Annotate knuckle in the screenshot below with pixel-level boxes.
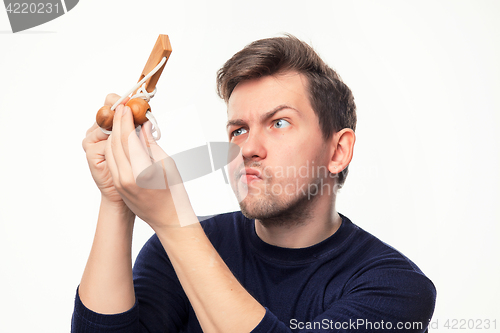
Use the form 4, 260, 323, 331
119, 176, 135, 190
104, 93, 120, 106
114, 181, 123, 192
86, 123, 97, 136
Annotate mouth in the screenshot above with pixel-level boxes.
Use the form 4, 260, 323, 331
239, 168, 262, 184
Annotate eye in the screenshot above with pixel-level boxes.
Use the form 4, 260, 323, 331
232, 127, 248, 137
273, 119, 291, 129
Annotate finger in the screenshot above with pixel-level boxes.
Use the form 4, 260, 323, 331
86, 140, 107, 164
138, 122, 154, 159
105, 133, 120, 182
120, 105, 136, 163
140, 121, 168, 162
104, 93, 121, 106
86, 122, 98, 136
128, 125, 155, 183
87, 124, 110, 143
83, 125, 110, 151
111, 105, 134, 184
111, 104, 123, 144
104, 93, 130, 107
92, 140, 108, 156
133, 122, 169, 190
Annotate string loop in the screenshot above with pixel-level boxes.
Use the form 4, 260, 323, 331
100, 56, 167, 140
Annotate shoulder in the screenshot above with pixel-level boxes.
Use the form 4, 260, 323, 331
335, 215, 437, 319
338, 214, 427, 274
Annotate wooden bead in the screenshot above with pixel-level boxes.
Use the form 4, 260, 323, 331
96, 105, 115, 130
126, 98, 151, 125
96, 99, 151, 131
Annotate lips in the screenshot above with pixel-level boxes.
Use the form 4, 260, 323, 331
241, 168, 261, 178
239, 168, 262, 184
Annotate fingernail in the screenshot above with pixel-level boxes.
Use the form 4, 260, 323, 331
124, 106, 130, 115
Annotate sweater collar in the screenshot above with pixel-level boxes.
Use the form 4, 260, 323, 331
243, 212, 355, 264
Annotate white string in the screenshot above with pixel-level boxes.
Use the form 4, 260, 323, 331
100, 56, 167, 138
130, 83, 157, 102
146, 111, 161, 141
111, 57, 166, 110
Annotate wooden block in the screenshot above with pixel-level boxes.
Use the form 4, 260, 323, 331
136, 35, 172, 93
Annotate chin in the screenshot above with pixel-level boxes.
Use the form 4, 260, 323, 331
239, 194, 278, 218
238, 190, 315, 229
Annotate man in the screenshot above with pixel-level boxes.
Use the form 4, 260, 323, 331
73, 35, 436, 332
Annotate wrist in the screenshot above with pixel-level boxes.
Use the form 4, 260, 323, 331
100, 196, 135, 220
147, 202, 198, 234
155, 216, 202, 248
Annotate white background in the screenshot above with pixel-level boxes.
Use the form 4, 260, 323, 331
1, 1, 499, 332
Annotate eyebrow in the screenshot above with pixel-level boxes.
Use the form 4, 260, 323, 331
226, 104, 299, 130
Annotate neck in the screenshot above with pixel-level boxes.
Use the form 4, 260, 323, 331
254, 194, 342, 249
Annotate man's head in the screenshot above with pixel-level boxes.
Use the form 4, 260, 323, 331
217, 35, 356, 226
217, 35, 356, 186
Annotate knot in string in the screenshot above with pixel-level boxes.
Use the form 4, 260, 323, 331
100, 56, 167, 140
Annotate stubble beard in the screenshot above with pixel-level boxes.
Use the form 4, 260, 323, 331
236, 173, 324, 229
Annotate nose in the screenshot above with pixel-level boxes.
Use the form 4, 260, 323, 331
241, 131, 266, 161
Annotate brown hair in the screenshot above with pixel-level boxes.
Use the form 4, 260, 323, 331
216, 34, 356, 187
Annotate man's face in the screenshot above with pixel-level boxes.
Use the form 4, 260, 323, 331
226, 72, 334, 224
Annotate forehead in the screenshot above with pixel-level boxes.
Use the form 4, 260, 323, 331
227, 72, 313, 119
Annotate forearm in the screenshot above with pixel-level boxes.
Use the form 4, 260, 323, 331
79, 196, 136, 314
97, 105, 264, 329
156, 217, 266, 333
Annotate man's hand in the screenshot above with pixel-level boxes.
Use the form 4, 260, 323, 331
82, 93, 129, 205
104, 103, 196, 231
95, 100, 265, 332
79, 94, 136, 315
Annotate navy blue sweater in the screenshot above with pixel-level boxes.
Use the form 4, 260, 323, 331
72, 212, 436, 332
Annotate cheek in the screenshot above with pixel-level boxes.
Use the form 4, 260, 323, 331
278, 141, 309, 167
272, 150, 326, 182
263, 141, 301, 179
227, 152, 243, 179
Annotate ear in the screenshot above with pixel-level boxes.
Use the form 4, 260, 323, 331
328, 128, 355, 174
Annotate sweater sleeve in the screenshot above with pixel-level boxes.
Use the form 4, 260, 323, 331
71, 234, 190, 332
71, 288, 143, 332
250, 266, 436, 333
